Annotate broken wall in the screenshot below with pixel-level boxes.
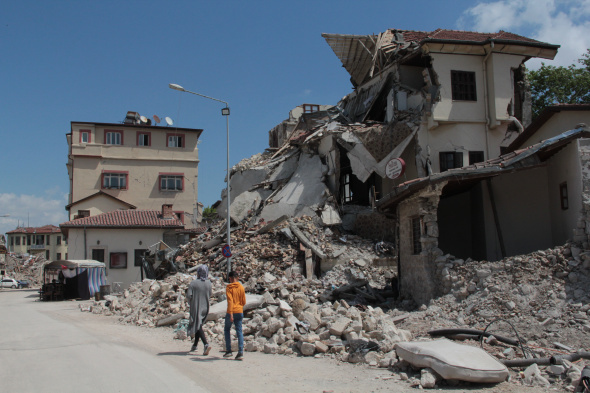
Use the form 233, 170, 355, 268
397, 183, 445, 305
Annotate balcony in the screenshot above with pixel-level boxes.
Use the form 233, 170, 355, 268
30, 245, 46, 250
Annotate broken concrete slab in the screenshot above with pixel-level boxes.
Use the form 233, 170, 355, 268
394, 339, 509, 383
206, 294, 265, 321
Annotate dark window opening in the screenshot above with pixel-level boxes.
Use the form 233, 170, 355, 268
110, 252, 127, 269
469, 151, 485, 165
412, 217, 422, 255
135, 249, 148, 267
451, 70, 476, 101
560, 182, 569, 210
440, 152, 464, 172
92, 249, 105, 263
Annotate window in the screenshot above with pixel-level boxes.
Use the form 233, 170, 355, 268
27, 235, 31, 246
303, 104, 320, 113
412, 217, 423, 255
14, 237, 19, 246
80, 130, 91, 143
135, 249, 148, 267
110, 252, 127, 269
469, 151, 485, 165
137, 132, 151, 146
46, 235, 50, 245
174, 211, 185, 223
560, 182, 569, 210
167, 133, 185, 148
341, 173, 352, 203
34, 235, 44, 245
451, 70, 477, 101
102, 172, 128, 190
159, 174, 184, 191
45, 250, 50, 259
105, 130, 123, 145
439, 152, 464, 172
56, 253, 61, 260
92, 249, 105, 263
56, 236, 61, 245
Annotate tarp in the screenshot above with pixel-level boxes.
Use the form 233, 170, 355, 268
44, 260, 106, 298
394, 339, 509, 383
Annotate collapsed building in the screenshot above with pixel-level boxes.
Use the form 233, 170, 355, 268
215, 29, 590, 305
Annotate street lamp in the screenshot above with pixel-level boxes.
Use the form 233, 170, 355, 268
169, 83, 232, 276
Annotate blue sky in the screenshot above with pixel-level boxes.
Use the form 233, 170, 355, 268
1, 0, 589, 236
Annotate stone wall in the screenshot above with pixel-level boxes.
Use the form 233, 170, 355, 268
577, 140, 590, 246
397, 183, 446, 305
353, 210, 396, 242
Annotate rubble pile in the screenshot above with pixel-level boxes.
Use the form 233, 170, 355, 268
4, 253, 45, 287
81, 213, 590, 390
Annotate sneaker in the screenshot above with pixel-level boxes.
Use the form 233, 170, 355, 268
190, 345, 197, 352
203, 344, 211, 356
223, 351, 233, 358
235, 352, 243, 361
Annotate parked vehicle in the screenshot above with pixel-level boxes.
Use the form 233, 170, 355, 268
17, 280, 30, 289
0, 278, 19, 288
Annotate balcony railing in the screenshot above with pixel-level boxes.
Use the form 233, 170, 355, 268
30, 245, 46, 250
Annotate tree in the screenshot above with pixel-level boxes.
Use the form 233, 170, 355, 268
527, 49, 590, 118
202, 206, 217, 221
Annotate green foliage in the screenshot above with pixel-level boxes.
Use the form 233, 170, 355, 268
202, 206, 217, 220
528, 50, 590, 118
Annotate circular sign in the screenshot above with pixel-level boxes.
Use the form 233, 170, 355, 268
222, 245, 232, 258
385, 158, 406, 179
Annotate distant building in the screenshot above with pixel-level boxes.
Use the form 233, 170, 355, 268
60, 204, 184, 288
6, 225, 68, 260
66, 111, 203, 228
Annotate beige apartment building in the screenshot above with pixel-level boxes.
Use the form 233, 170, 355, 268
6, 225, 68, 260
66, 112, 203, 228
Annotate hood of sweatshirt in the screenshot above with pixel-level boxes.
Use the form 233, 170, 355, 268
227, 282, 241, 290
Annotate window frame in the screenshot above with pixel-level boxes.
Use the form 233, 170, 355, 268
104, 130, 124, 145
79, 129, 91, 144
451, 70, 477, 101
303, 104, 320, 113
560, 182, 569, 210
136, 131, 151, 147
159, 173, 184, 192
166, 133, 185, 148
101, 171, 128, 190
109, 252, 128, 269
56, 252, 62, 260
56, 236, 61, 245
411, 216, 423, 255
439, 151, 464, 172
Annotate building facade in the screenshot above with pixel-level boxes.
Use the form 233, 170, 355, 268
60, 204, 184, 288
6, 225, 68, 260
66, 112, 203, 228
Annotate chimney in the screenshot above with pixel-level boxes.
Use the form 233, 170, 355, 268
162, 204, 174, 219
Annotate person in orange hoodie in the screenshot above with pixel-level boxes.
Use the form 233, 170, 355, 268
224, 270, 246, 360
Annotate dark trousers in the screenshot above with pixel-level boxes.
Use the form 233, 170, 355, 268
193, 326, 208, 346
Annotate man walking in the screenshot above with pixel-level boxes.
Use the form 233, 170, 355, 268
186, 265, 212, 355
224, 270, 246, 360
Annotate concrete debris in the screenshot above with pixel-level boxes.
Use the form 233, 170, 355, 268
64, 214, 590, 391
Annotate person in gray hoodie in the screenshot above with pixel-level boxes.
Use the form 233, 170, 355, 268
186, 264, 212, 355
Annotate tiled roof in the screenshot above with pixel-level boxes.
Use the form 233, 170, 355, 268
6, 225, 62, 235
60, 209, 184, 229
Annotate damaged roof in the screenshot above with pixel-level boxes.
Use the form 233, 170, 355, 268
506, 104, 590, 153
65, 190, 137, 211
376, 127, 590, 212
322, 28, 559, 87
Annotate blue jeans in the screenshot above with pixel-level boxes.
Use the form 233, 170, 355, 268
224, 313, 243, 353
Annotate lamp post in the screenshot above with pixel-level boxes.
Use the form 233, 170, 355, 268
169, 83, 232, 276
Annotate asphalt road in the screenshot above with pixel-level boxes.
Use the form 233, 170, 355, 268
0, 289, 209, 393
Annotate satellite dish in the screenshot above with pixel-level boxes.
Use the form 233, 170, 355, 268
140, 115, 148, 123
153, 115, 161, 124
165, 117, 173, 126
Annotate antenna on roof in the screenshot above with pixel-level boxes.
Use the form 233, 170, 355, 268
165, 117, 174, 126
153, 115, 161, 125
